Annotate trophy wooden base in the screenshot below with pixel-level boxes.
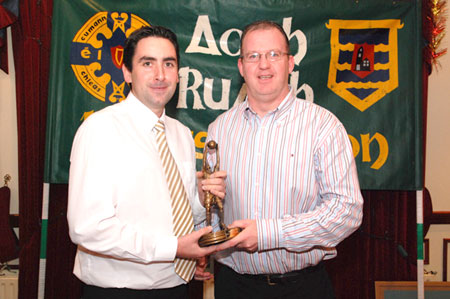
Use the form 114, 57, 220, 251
198, 227, 241, 247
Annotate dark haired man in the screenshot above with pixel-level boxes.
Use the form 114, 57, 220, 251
68, 25, 225, 299
204, 20, 364, 299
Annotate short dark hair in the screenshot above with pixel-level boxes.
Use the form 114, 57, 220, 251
123, 25, 179, 72
240, 20, 290, 54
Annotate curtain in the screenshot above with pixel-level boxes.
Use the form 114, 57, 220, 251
326, 191, 418, 298
11, 0, 53, 298
0, 0, 19, 73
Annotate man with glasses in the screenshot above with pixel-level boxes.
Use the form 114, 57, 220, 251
201, 20, 363, 298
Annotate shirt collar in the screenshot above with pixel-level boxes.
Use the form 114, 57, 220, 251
125, 91, 166, 132
243, 87, 295, 121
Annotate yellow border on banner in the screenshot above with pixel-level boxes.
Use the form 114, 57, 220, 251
326, 19, 404, 112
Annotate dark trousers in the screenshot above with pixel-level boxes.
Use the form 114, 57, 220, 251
214, 262, 335, 299
82, 283, 188, 299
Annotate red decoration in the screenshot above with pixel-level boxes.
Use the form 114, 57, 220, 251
423, 0, 448, 72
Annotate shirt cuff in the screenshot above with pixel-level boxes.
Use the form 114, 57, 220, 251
153, 235, 178, 261
257, 218, 283, 251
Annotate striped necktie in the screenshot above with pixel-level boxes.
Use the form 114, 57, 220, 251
154, 120, 196, 282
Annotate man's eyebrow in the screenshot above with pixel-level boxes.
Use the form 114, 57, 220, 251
137, 56, 177, 63
137, 56, 156, 63
163, 57, 177, 63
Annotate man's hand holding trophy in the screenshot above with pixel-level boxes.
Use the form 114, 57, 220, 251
199, 140, 241, 247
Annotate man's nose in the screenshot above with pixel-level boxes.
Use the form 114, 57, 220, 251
155, 64, 165, 80
258, 54, 270, 68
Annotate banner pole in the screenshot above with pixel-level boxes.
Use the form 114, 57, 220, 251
38, 183, 49, 299
416, 190, 424, 299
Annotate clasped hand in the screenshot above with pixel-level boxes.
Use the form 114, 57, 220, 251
197, 170, 227, 205
190, 171, 258, 280
193, 219, 258, 280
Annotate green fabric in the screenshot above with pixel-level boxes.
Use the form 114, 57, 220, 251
417, 223, 424, 260
45, 0, 423, 190
40, 219, 48, 259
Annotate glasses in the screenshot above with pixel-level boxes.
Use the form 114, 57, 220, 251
240, 50, 289, 63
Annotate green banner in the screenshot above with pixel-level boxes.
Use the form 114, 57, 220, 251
45, 0, 423, 190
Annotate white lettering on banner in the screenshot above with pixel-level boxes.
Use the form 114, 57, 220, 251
290, 71, 314, 102
204, 78, 231, 110
178, 67, 315, 110
180, 16, 313, 110
232, 84, 247, 108
220, 29, 242, 56
185, 15, 221, 55
186, 16, 307, 66
178, 67, 232, 110
178, 67, 204, 109
282, 17, 307, 66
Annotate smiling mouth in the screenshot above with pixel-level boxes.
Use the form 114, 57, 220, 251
150, 85, 168, 91
258, 75, 273, 80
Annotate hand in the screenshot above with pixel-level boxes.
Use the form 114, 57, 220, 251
197, 170, 227, 206
176, 226, 217, 259
216, 219, 258, 253
194, 256, 214, 281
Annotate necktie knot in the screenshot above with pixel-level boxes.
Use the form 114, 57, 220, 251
154, 120, 165, 133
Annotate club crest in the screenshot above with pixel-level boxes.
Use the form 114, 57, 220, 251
70, 12, 150, 103
326, 20, 403, 111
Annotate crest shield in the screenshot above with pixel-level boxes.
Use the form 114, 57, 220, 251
111, 45, 124, 69
326, 20, 404, 111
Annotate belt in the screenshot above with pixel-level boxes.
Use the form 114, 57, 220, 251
224, 262, 323, 286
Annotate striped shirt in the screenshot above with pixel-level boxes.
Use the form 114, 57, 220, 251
207, 90, 363, 275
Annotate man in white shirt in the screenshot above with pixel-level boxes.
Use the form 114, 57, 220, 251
67, 25, 226, 299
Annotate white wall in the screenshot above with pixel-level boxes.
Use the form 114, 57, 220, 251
424, 14, 450, 282
425, 24, 450, 212
0, 27, 18, 214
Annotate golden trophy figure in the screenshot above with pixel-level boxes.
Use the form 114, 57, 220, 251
198, 140, 241, 247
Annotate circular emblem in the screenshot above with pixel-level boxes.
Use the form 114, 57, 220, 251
70, 12, 150, 103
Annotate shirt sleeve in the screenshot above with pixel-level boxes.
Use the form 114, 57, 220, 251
258, 122, 363, 252
67, 115, 177, 264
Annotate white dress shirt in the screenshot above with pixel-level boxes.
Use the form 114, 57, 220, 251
67, 92, 205, 289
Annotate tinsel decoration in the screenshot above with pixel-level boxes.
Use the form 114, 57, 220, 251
424, 0, 448, 71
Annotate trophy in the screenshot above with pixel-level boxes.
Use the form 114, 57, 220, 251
198, 140, 241, 247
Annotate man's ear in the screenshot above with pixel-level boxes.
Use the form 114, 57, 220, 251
122, 64, 132, 84
237, 58, 244, 77
288, 55, 295, 74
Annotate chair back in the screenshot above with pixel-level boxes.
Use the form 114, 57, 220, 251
0, 185, 19, 263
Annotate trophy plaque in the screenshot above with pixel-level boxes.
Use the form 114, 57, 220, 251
198, 140, 241, 247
